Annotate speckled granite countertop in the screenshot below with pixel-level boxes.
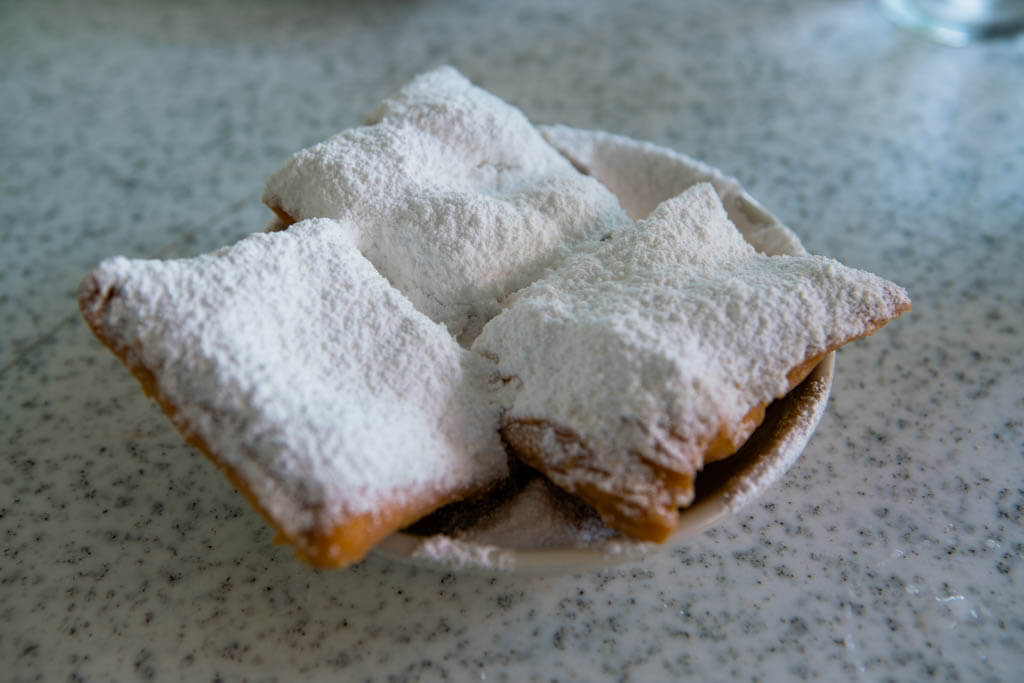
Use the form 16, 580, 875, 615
2, 1, 1022, 680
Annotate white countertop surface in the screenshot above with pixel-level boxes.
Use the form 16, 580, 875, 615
2, 1, 1022, 680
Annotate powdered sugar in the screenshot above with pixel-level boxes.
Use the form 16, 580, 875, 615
473, 183, 910, 504
411, 536, 516, 571
80, 219, 508, 539
263, 67, 629, 342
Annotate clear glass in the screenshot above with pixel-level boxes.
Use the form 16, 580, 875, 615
880, 0, 1024, 45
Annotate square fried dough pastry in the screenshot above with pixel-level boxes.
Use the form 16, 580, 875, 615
78, 219, 508, 568
262, 66, 628, 341
473, 183, 911, 542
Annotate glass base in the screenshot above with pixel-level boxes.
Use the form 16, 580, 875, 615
880, 0, 1024, 45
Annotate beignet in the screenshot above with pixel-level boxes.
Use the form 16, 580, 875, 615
79, 219, 508, 567
473, 183, 910, 541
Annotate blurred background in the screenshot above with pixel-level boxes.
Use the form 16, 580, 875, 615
2, 1, 1022, 681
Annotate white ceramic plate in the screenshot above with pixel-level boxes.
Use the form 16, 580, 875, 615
374, 127, 834, 574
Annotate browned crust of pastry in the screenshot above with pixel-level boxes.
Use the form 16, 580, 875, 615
78, 275, 489, 568
266, 204, 296, 230
500, 420, 691, 542
701, 350, 826, 464
502, 307, 910, 543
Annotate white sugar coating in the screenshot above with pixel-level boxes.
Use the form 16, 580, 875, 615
473, 183, 910, 495
411, 536, 515, 571
80, 218, 508, 538
263, 66, 629, 341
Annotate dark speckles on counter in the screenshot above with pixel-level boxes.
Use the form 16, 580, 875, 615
2, 0, 1024, 681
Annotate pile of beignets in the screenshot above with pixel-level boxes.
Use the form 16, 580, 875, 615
79, 67, 909, 568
